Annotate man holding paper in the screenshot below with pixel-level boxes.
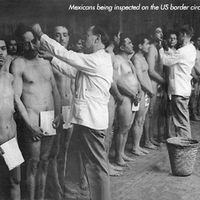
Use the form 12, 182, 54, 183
0, 38, 22, 200
11, 24, 61, 200
32, 23, 112, 200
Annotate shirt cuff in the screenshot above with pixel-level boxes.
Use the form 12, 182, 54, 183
51, 57, 58, 66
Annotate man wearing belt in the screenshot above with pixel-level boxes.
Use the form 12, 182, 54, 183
32, 24, 112, 200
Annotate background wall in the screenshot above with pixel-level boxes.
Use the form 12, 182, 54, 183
0, 0, 200, 39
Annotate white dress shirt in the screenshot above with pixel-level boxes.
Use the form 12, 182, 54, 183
40, 34, 113, 130
160, 43, 196, 97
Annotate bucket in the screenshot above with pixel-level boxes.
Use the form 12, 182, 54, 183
166, 137, 199, 176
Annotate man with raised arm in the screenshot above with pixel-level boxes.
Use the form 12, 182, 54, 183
32, 23, 113, 200
11, 25, 61, 200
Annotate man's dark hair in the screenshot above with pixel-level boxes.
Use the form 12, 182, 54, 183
115, 33, 131, 53
166, 30, 178, 39
179, 25, 194, 37
51, 24, 72, 37
133, 33, 150, 52
92, 25, 109, 48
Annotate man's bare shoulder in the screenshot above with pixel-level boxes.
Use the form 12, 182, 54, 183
11, 56, 26, 72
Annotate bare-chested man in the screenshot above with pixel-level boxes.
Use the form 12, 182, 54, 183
47, 25, 74, 199
145, 27, 166, 147
105, 31, 124, 175
114, 33, 140, 166
11, 25, 61, 200
131, 34, 154, 155
0, 39, 21, 200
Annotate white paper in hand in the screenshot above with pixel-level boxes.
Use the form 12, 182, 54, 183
40, 110, 56, 136
62, 106, 72, 129
1, 137, 24, 171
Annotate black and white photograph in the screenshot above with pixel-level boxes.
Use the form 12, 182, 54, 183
0, 0, 200, 199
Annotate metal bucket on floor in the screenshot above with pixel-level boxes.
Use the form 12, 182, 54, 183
166, 137, 199, 176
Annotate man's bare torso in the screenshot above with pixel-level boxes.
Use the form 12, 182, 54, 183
14, 56, 55, 126
0, 72, 16, 144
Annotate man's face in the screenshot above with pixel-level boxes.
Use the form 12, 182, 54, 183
22, 31, 39, 59
178, 32, 185, 45
53, 26, 69, 48
74, 39, 84, 53
140, 38, 150, 54
0, 40, 8, 67
154, 27, 163, 41
8, 40, 17, 55
121, 37, 134, 55
84, 26, 97, 54
168, 34, 177, 48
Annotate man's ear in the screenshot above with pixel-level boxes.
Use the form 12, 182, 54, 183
95, 34, 101, 44
138, 44, 142, 50
120, 45, 124, 51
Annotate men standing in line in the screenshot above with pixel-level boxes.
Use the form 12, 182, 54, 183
11, 25, 61, 200
160, 25, 196, 138
131, 34, 154, 155
32, 23, 113, 200
0, 38, 21, 200
114, 33, 140, 166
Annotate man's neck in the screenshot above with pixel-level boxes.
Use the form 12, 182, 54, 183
182, 38, 191, 47
119, 52, 129, 60
93, 44, 105, 53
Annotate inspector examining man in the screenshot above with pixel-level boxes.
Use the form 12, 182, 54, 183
32, 23, 113, 200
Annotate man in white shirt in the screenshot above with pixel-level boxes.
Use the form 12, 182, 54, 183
160, 25, 196, 138
32, 23, 112, 200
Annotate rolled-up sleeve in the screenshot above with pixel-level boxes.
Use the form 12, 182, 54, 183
51, 57, 77, 79
159, 48, 182, 66
41, 34, 98, 75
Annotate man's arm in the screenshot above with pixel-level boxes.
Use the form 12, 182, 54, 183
11, 59, 44, 140
146, 46, 165, 84
50, 67, 62, 129
159, 48, 181, 66
132, 58, 153, 96
40, 34, 100, 75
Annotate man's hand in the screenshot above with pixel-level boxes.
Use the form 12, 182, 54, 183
32, 23, 44, 39
52, 114, 63, 129
29, 125, 45, 142
38, 49, 53, 62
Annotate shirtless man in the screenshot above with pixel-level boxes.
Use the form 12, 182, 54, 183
105, 31, 124, 175
145, 27, 166, 147
47, 25, 74, 199
114, 33, 140, 166
131, 34, 154, 155
11, 25, 61, 200
0, 39, 21, 200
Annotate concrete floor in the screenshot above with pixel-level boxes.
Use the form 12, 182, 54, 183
0, 121, 200, 200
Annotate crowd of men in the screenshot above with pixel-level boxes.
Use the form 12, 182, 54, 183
0, 22, 199, 200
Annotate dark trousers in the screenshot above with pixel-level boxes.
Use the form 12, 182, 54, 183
70, 124, 111, 200
171, 95, 191, 138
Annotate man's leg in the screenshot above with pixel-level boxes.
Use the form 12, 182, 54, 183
25, 139, 41, 200
36, 136, 54, 200
132, 93, 149, 155
9, 166, 21, 200
115, 97, 134, 166
171, 95, 191, 138
48, 127, 63, 200
79, 125, 111, 200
